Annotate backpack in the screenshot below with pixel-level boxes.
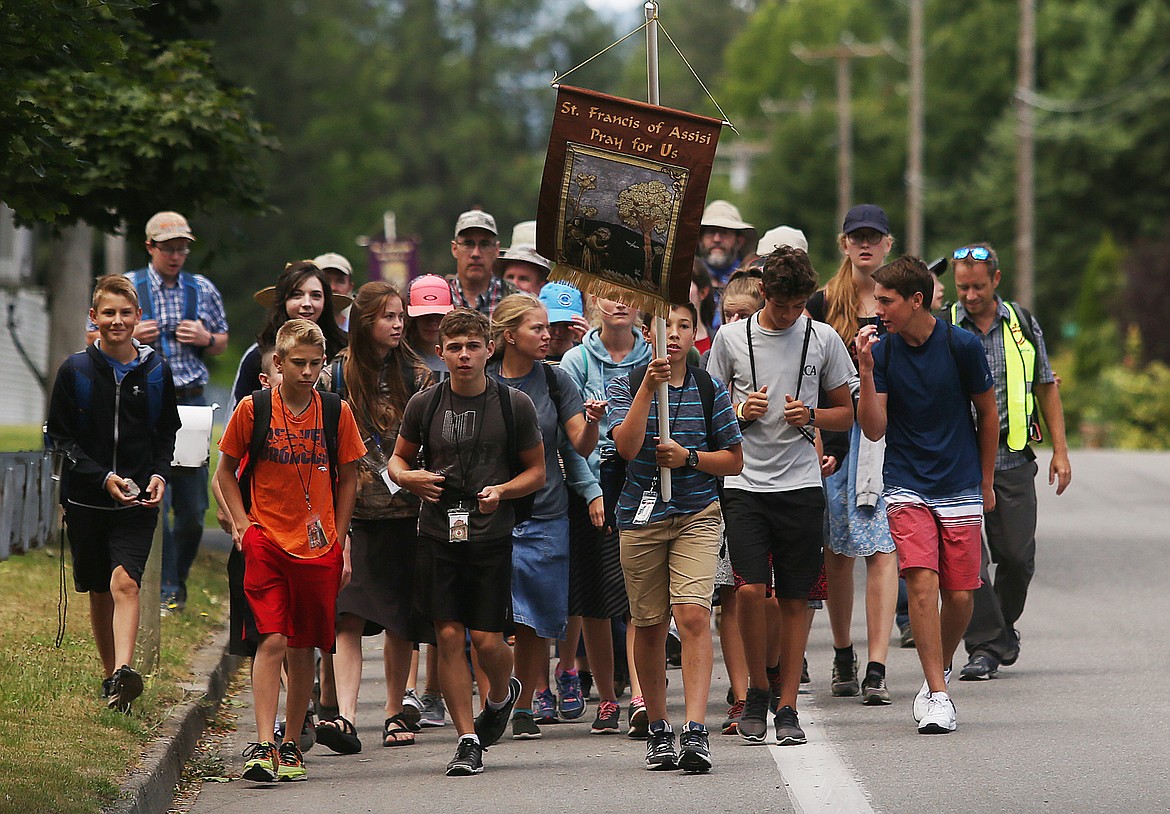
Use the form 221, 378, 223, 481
417, 378, 535, 524
72, 352, 166, 430
134, 271, 203, 354
628, 364, 721, 454
238, 389, 343, 512
626, 363, 728, 504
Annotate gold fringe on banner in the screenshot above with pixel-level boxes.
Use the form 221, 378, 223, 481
549, 264, 672, 320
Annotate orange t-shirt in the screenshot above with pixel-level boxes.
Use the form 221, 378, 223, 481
220, 388, 365, 558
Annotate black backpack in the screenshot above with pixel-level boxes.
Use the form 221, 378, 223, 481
238, 389, 343, 512
628, 364, 721, 454
417, 378, 535, 524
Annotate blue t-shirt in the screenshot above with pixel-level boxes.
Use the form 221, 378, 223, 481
872, 319, 994, 496
490, 361, 583, 519
97, 343, 142, 383
607, 369, 741, 528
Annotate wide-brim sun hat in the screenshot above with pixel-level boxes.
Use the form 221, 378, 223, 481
253, 285, 353, 314
700, 199, 757, 248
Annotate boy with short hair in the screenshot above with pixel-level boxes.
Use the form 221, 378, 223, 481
389, 307, 544, 777
216, 319, 365, 781
608, 302, 743, 773
706, 246, 857, 746
855, 256, 998, 734
47, 274, 181, 713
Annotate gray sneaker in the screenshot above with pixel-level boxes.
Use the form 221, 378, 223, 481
401, 689, 423, 730
419, 692, 447, 728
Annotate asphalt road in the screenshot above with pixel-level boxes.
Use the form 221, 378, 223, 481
184, 450, 1170, 813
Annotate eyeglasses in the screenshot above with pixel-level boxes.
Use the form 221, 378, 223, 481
953, 246, 991, 262
846, 230, 886, 246
152, 243, 191, 256
456, 239, 498, 252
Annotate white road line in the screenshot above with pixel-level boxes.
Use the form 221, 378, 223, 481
768, 698, 877, 814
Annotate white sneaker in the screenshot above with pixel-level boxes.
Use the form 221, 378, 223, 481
912, 669, 951, 723
917, 691, 957, 734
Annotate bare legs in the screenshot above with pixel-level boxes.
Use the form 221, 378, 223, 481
89, 566, 141, 677
905, 567, 973, 692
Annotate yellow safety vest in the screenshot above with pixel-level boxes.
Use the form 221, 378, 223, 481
952, 302, 1036, 452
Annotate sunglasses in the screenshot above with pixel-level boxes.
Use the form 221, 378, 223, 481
953, 246, 991, 262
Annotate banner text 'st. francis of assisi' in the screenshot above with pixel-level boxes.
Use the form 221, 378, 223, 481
537, 85, 723, 317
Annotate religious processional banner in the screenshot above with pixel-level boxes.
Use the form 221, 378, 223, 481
537, 86, 723, 317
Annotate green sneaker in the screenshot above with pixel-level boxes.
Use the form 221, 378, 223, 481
242, 741, 279, 782
276, 741, 307, 781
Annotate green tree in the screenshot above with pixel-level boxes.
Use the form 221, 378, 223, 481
1071, 233, 1124, 383
195, 0, 620, 337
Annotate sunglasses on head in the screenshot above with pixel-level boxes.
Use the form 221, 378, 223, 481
953, 246, 991, 262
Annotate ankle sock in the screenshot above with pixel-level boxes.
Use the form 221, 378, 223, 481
834, 645, 855, 665
866, 662, 886, 680
766, 662, 781, 679
486, 687, 513, 711
459, 733, 480, 745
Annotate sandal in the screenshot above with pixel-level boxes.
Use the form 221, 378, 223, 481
315, 715, 362, 754
383, 713, 417, 747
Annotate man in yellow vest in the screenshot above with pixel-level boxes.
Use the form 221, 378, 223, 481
949, 243, 1072, 680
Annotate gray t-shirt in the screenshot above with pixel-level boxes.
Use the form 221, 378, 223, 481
399, 380, 541, 541
490, 362, 584, 519
707, 313, 856, 491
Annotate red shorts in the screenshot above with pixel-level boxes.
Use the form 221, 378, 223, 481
242, 525, 342, 649
884, 487, 983, 591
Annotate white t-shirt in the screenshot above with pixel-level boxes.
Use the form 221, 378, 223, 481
707, 313, 856, 491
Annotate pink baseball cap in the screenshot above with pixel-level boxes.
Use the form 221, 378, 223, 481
408, 274, 455, 317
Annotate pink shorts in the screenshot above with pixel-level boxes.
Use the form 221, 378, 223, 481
242, 525, 342, 650
884, 487, 983, 591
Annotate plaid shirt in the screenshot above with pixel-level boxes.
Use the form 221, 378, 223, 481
952, 297, 1054, 471
89, 265, 229, 389
447, 274, 516, 317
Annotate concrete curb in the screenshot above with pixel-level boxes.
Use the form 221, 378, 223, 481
107, 628, 241, 814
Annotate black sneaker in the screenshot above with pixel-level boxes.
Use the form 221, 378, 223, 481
861, 673, 891, 705
831, 655, 860, 697
101, 676, 115, 699
645, 720, 678, 770
738, 687, 769, 743
590, 700, 621, 734
774, 705, 807, 746
677, 722, 713, 773
511, 709, 542, 740
445, 737, 484, 776
107, 665, 144, 713
474, 676, 520, 748
959, 653, 999, 681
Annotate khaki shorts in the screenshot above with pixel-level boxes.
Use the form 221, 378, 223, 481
619, 501, 722, 626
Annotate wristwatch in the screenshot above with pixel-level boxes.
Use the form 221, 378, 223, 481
686, 449, 699, 468
807, 407, 816, 426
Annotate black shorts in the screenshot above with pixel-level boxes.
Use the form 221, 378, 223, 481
723, 487, 825, 599
414, 535, 513, 635
65, 503, 158, 592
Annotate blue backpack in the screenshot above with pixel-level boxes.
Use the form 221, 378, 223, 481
72, 352, 167, 430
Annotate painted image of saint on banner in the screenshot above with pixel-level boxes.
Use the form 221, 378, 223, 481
558, 144, 687, 292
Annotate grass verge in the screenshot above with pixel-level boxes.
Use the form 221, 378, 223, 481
0, 544, 229, 814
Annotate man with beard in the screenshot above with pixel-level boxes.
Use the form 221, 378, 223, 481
696, 200, 757, 288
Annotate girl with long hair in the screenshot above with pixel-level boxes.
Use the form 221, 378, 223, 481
487, 293, 603, 740
806, 204, 899, 706
231, 260, 349, 407
559, 295, 655, 734
314, 282, 433, 752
